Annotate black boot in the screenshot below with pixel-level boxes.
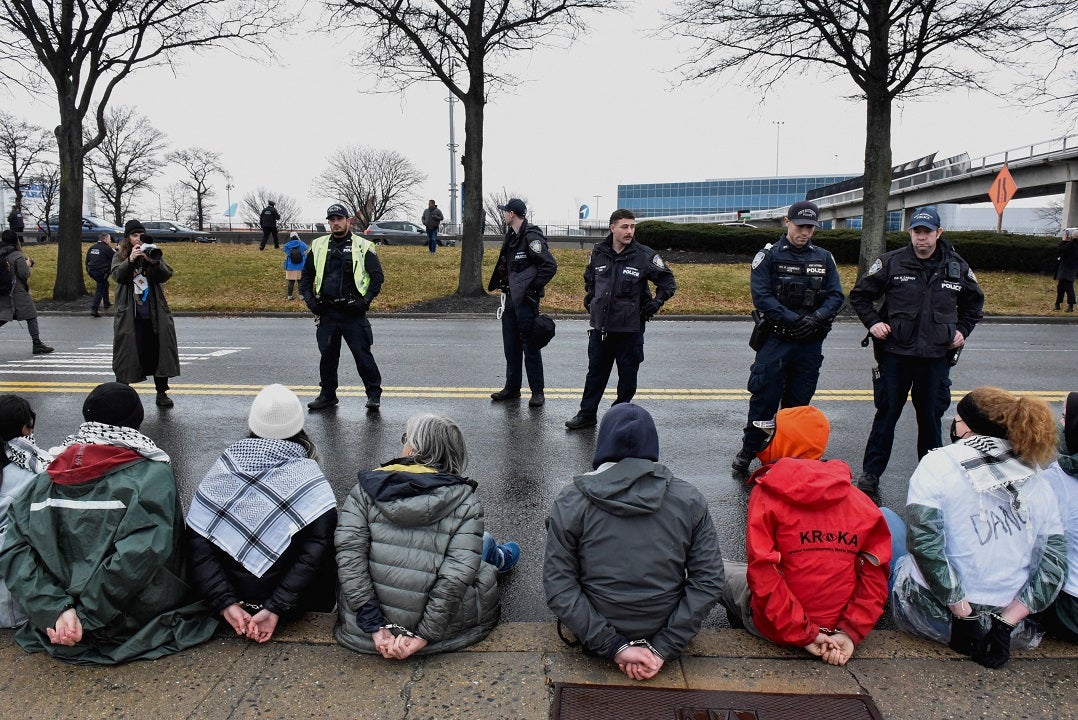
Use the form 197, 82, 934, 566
32, 339, 54, 355
1054, 303, 1062, 311
1068, 305, 1075, 313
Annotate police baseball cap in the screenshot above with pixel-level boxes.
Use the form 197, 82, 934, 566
786, 200, 820, 227
497, 198, 527, 217
909, 207, 941, 231
326, 203, 350, 219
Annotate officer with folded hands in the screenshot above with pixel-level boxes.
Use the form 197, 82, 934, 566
732, 200, 844, 475
300, 203, 384, 412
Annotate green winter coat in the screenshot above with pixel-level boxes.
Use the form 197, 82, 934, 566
110, 251, 180, 383
0, 445, 216, 664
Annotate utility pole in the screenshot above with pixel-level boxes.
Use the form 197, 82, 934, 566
447, 59, 459, 230
773, 121, 785, 176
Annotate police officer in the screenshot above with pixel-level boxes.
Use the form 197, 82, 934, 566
732, 200, 844, 473
849, 206, 983, 504
565, 209, 676, 430
85, 232, 115, 317
259, 201, 280, 251
7, 204, 24, 244
487, 198, 558, 407
300, 203, 384, 412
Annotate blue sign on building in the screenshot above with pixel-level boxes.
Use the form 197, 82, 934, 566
579, 204, 589, 220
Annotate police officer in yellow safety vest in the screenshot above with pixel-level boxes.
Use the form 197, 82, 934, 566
299, 203, 385, 412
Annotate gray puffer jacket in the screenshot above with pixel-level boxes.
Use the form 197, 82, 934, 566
544, 458, 724, 659
334, 460, 501, 655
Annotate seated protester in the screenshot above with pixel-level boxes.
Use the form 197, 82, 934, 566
0, 395, 53, 628
891, 387, 1067, 668
544, 403, 724, 682
335, 413, 519, 660
720, 406, 892, 667
1030, 391, 1078, 643
0, 382, 216, 664
186, 384, 338, 644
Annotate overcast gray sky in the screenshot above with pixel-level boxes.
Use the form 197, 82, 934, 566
8, 1, 1072, 226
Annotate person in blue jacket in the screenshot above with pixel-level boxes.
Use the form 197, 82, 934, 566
282, 232, 308, 300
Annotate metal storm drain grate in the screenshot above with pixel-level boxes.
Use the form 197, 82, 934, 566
551, 683, 884, 720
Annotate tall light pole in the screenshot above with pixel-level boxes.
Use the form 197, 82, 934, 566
225, 182, 233, 231
773, 121, 785, 176
593, 194, 602, 223
446, 59, 459, 230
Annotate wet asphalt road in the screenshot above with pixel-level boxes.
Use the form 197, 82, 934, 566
2, 315, 1076, 625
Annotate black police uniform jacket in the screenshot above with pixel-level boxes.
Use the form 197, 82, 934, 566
750, 236, 844, 337
585, 235, 677, 334
487, 220, 557, 310
85, 240, 115, 281
849, 240, 984, 358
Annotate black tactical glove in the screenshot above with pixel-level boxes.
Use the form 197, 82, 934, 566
583, 293, 592, 312
789, 313, 823, 340
642, 299, 663, 320
972, 615, 1014, 669
343, 296, 369, 314
306, 297, 325, 316
947, 615, 984, 656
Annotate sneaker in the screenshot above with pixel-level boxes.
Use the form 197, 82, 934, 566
490, 388, 521, 402
856, 473, 882, 505
565, 412, 597, 431
307, 394, 339, 411
155, 392, 174, 408
731, 449, 754, 474
32, 340, 54, 355
365, 396, 381, 411
492, 542, 521, 574
528, 392, 545, 407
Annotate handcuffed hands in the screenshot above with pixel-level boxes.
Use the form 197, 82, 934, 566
614, 645, 664, 681
972, 615, 1013, 669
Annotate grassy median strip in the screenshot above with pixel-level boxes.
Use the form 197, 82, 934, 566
21, 242, 1057, 316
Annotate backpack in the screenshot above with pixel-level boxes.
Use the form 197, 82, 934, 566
289, 246, 303, 265
0, 248, 15, 296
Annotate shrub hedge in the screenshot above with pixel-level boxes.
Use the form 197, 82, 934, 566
634, 221, 1061, 273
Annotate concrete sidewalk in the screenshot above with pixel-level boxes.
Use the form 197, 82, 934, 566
1, 617, 1073, 719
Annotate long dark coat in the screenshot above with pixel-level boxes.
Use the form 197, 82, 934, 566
1056, 239, 1078, 282
110, 252, 180, 382
0, 247, 39, 322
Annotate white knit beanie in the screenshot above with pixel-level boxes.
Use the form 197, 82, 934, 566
248, 384, 304, 440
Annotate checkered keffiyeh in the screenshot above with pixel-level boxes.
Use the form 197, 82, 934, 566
187, 438, 337, 578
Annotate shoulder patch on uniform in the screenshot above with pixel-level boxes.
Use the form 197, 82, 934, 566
528, 239, 542, 254
966, 268, 976, 282
866, 258, 882, 276
651, 254, 665, 269
751, 251, 765, 269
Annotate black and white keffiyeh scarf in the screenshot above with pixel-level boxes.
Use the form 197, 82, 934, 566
952, 435, 1037, 538
3, 435, 53, 473
52, 422, 170, 463
186, 438, 336, 578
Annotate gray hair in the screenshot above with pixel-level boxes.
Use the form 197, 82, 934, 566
405, 413, 468, 475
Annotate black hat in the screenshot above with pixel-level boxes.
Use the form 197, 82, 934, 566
497, 198, 527, 217
124, 219, 146, 236
82, 382, 144, 430
956, 391, 1008, 440
593, 403, 659, 468
786, 200, 820, 227
268, 200, 275, 206
1064, 391, 1078, 455
528, 314, 556, 350
1, 229, 17, 245
326, 203, 350, 219
909, 207, 941, 231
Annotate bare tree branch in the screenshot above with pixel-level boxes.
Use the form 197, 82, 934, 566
311, 146, 427, 231
0, 112, 53, 209
241, 188, 304, 228
168, 146, 226, 230
84, 106, 168, 226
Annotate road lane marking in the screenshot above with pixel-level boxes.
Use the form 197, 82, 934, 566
0, 345, 248, 377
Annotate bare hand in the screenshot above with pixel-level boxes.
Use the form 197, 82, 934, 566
247, 609, 279, 643
869, 322, 890, 340
371, 628, 396, 658
950, 331, 965, 349
388, 634, 428, 660
221, 603, 252, 636
820, 632, 855, 666
803, 633, 833, 657
614, 646, 664, 680
46, 608, 83, 646
130, 246, 144, 261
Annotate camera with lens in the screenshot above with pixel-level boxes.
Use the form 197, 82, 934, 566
140, 242, 162, 261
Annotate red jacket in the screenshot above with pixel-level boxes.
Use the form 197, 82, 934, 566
746, 457, 891, 646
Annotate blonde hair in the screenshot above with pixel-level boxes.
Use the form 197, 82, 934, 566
964, 387, 1057, 467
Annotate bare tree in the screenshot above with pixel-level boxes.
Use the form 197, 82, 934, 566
240, 188, 303, 228
326, 0, 612, 296
1035, 198, 1064, 235
0, 0, 283, 299
0, 112, 52, 211
23, 162, 60, 241
85, 107, 168, 226
484, 189, 531, 235
162, 183, 198, 227
169, 147, 226, 231
664, 0, 1069, 275
311, 146, 426, 231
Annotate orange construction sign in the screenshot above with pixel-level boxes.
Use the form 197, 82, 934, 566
989, 164, 1017, 215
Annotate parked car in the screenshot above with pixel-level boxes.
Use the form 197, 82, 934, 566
142, 221, 216, 243
364, 220, 455, 246
36, 215, 124, 243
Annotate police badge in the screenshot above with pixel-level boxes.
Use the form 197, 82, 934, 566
867, 258, 882, 275
528, 239, 542, 254
751, 251, 765, 269
651, 254, 665, 269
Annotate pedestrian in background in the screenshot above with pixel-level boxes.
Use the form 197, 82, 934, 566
731, 200, 844, 474
487, 198, 557, 408
6, 205, 24, 244
111, 220, 179, 408
848, 206, 983, 504
565, 209, 676, 431
85, 232, 115, 317
421, 199, 444, 254
259, 200, 280, 251
300, 203, 384, 412
1054, 228, 1076, 312
282, 231, 307, 300
0, 229, 53, 355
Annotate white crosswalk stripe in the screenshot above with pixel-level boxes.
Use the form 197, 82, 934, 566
0, 344, 248, 376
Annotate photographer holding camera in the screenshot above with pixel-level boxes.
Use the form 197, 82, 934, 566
299, 203, 384, 412
110, 219, 180, 408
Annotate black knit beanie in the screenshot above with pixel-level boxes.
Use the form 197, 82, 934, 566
82, 382, 144, 429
